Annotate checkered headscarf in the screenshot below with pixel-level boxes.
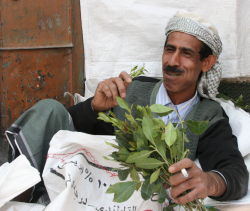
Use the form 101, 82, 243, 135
165, 11, 223, 99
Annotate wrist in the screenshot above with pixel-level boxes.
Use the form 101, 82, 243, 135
207, 172, 219, 196
91, 99, 111, 114
92, 98, 104, 113
207, 171, 226, 197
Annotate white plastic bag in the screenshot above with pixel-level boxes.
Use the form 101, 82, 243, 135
0, 202, 45, 211
43, 130, 162, 211
0, 155, 41, 208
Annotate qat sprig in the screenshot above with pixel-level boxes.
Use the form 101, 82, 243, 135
129, 64, 148, 79
98, 97, 209, 210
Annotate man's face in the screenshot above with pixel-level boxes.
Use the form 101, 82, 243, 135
162, 31, 205, 98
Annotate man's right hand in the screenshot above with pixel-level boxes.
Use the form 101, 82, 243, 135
92, 71, 132, 113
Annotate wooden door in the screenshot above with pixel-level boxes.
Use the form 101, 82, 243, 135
0, 0, 84, 138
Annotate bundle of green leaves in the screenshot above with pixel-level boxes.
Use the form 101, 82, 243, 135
98, 96, 211, 211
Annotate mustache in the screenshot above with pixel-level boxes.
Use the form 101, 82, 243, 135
163, 65, 185, 74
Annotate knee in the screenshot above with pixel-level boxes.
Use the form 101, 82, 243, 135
34, 99, 68, 117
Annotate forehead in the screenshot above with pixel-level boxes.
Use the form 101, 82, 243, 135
166, 31, 202, 52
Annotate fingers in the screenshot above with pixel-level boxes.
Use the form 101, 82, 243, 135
167, 159, 210, 204
173, 187, 207, 205
168, 158, 193, 174
170, 175, 206, 197
99, 80, 118, 103
99, 72, 130, 101
110, 76, 127, 99
119, 71, 132, 88
92, 72, 132, 112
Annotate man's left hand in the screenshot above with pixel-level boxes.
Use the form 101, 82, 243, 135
166, 158, 226, 204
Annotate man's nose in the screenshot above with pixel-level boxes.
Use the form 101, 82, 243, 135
168, 52, 181, 67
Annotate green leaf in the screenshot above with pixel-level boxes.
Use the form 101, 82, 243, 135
142, 169, 150, 176
109, 152, 121, 160
171, 145, 178, 158
135, 158, 164, 169
129, 141, 136, 148
180, 128, 186, 133
141, 179, 155, 200
106, 183, 122, 194
165, 122, 177, 147
126, 113, 139, 128
115, 131, 133, 149
124, 119, 133, 132
118, 148, 130, 161
234, 94, 249, 110
118, 169, 130, 181
116, 96, 129, 111
103, 156, 114, 161
109, 110, 117, 118
208, 207, 219, 211
153, 118, 166, 129
142, 116, 158, 145
113, 181, 138, 203
105, 141, 120, 149
98, 112, 111, 122
133, 104, 143, 119
133, 131, 142, 143
156, 184, 167, 203
165, 204, 178, 211
184, 134, 189, 143
153, 183, 162, 192
181, 149, 190, 160
175, 127, 183, 153
150, 169, 160, 184
135, 182, 142, 191
150, 104, 174, 117
185, 120, 209, 135
155, 134, 167, 159
137, 126, 148, 146
130, 167, 140, 181
216, 93, 231, 100
130, 65, 138, 72
154, 174, 164, 184
126, 150, 152, 163
136, 138, 145, 150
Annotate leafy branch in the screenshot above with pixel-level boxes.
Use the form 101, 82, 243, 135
98, 97, 210, 211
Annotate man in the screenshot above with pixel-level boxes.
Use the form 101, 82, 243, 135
68, 10, 248, 203
7, 11, 248, 204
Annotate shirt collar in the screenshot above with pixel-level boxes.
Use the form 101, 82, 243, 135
156, 82, 198, 119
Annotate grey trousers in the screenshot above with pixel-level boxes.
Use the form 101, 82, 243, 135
5, 99, 75, 203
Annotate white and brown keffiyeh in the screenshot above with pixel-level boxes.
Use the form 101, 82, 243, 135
165, 10, 223, 99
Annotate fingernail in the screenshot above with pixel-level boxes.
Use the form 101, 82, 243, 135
169, 167, 175, 172
121, 93, 126, 98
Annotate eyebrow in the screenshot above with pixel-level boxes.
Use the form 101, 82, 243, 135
165, 44, 195, 54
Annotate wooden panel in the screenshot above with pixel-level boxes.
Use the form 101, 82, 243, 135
0, 48, 73, 131
0, 0, 84, 137
0, 0, 72, 48
72, 0, 85, 94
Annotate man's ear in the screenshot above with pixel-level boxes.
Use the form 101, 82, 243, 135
201, 55, 217, 73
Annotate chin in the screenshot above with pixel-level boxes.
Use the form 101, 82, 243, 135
163, 80, 177, 91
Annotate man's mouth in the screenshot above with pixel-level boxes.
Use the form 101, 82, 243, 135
166, 73, 181, 77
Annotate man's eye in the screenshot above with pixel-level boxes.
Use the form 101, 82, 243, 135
166, 48, 174, 52
183, 52, 191, 56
